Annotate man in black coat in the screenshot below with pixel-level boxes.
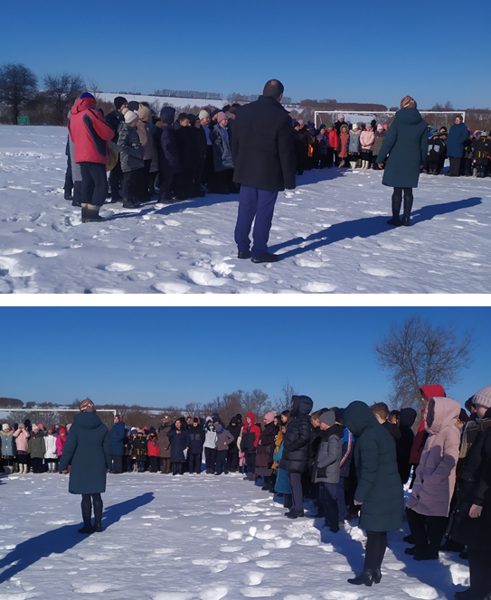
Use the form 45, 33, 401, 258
232, 79, 296, 263
105, 96, 128, 202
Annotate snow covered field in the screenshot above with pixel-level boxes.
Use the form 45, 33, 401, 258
0, 472, 470, 600
0, 125, 490, 294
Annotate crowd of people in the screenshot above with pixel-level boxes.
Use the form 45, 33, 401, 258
1, 384, 490, 599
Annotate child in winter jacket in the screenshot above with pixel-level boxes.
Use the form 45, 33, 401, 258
203, 417, 218, 474
360, 124, 375, 169
274, 424, 292, 508
327, 124, 339, 167
133, 429, 148, 472
117, 110, 145, 209
188, 417, 205, 474
214, 422, 235, 475
28, 425, 46, 473
348, 124, 361, 168
147, 430, 160, 473
44, 428, 58, 472
427, 133, 445, 174
14, 423, 30, 474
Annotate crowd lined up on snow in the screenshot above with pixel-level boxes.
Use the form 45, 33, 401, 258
64, 91, 491, 225
1, 384, 491, 599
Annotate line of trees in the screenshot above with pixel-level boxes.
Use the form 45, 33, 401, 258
153, 89, 222, 100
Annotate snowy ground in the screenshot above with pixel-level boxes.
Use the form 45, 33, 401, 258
0, 125, 490, 294
0, 472, 470, 600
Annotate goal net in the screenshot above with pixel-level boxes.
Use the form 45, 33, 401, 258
314, 111, 466, 131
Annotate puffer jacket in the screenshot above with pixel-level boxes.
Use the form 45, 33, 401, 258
312, 424, 343, 484
28, 432, 46, 459
241, 413, 261, 454
280, 395, 314, 473
211, 124, 234, 171
117, 122, 144, 172
406, 397, 461, 517
360, 130, 375, 150
44, 433, 58, 459
256, 421, 278, 468
0, 430, 16, 457
348, 130, 361, 153
67, 98, 115, 164
13, 427, 30, 452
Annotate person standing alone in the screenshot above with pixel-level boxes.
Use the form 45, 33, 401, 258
232, 79, 296, 263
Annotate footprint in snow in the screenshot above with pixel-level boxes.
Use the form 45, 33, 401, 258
72, 583, 116, 594
301, 282, 337, 293
152, 282, 191, 294
401, 583, 439, 599
295, 258, 330, 268
198, 238, 224, 246
241, 587, 280, 597
255, 560, 284, 569
102, 263, 134, 272
243, 572, 264, 586
33, 250, 58, 258
359, 264, 398, 278
186, 269, 226, 287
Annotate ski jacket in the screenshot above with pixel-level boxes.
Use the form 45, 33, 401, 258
56, 433, 66, 456
312, 424, 344, 484
117, 123, 144, 173
360, 130, 375, 150
211, 124, 234, 172
44, 433, 58, 459
147, 435, 160, 457
327, 129, 339, 150
68, 98, 114, 164
0, 430, 15, 457
241, 413, 261, 454
348, 131, 361, 153
13, 427, 30, 452
280, 395, 314, 474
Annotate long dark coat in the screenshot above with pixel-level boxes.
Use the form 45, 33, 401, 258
256, 421, 278, 468
280, 395, 314, 474
343, 401, 404, 533
377, 108, 428, 188
396, 408, 417, 484
158, 425, 172, 459
110, 420, 125, 456
59, 412, 112, 495
446, 121, 469, 158
167, 427, 190, 463
232, 95, 296, 192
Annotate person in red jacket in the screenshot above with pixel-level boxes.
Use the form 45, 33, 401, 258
68, 93, 115, 222
241, 412, 261, 481
147, 430, 160, 473
327, 123, 339, 168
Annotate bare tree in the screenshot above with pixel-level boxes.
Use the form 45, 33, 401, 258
0, 63, 37, 123
43, 72, 85, 125
375, 315, 475, 414
272, 382, 297, 413
242, 389, 269, 417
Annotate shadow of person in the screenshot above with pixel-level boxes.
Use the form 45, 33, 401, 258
270, 197, 482, 260
0, 492, 154, 584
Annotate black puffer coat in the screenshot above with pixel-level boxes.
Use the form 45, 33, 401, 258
396, 407, 417, 484
256, 421, 278, 468
280, 395, 314, 474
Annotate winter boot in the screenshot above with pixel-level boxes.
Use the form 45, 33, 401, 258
372, 567, 382, 584
350, 161, 357, 169
261, 476, 272, 491
387, 189, 402, 226
93, 494, 103, 532
283, 493, 292, 509
82, 204, 107, 223
402, 190, 413, 226
78, 496, 94, 534
81, 203, 89, 221
347, 569, 374, 586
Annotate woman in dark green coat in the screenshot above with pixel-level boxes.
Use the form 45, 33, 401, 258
60, 398, 112, 534
377, 96, 428, 227
343, 401, 403, 587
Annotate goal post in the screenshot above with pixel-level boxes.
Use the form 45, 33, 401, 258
314, 111, 466, 129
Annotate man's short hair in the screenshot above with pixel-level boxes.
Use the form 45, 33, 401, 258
178, 112, 189, 122
371, 402, 389, 421
263, 79, 284, 99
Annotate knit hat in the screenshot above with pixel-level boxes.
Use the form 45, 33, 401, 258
199, 110, 210, 120
137, 105, 152, 120
420, 384, 445, 400
59, 427, 66, 435
352, 123, 359, 130
80, 92, 96, 103
114, 96, 127, 110
327, 122, 334, 128
79, 398, 96, 412
38, 423, 44, 429
216, 111, 228, 123
32, 425, 39, 431
320, 411, 336, 427
211, 412, 220, 422
473, 384, 491, 409
400, 95, 417, 109
127, 101, 139, 111
377, 124, 384, 130
124, 110, 139, 124
264, 411, 276, 423
2, 424, 9, 431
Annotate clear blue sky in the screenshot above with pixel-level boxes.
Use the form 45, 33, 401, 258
1, 0, 490, 109
0, 307, 489, 410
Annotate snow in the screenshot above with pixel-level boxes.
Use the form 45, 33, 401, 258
0, 125, 490, 294
0, 472, 470, 599
97, 92, 228, 111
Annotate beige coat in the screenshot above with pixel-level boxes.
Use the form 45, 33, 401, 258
406, 397, 461, 517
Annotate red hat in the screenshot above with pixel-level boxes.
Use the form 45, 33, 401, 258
59, 427, 66, 435
420, 384, 445, 399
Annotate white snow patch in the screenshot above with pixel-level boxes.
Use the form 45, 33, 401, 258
401, 583, 439, 599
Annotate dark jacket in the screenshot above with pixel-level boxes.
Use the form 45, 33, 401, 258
427, 137, 446, 162
226, 419, 241, 454
241, 413, 261, 454
167, 426, 190, 463
158, 425, 172, 459
59, 412, 112, 495
377, 108, 428, 188
105, 109, 123, 142
256, 421, 278, 468
28, 431, 46, 459
383, 421, 401, 444
174, 125, 198, 172
117, 123, 144, 172
396, 408, 417, 484
343, 401, 404, 533
473, 135, 491, 165
155, 107, 180, 175
280, 395, 314, 473
447, 121, 469, 158
211, 124, 234, 171
232, 95, 296, 192
110, 420, 125, 456
188, 426, 205, 454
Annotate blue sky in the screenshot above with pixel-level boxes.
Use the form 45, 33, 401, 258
1, 0, 490, 109
0, 307, 488, 410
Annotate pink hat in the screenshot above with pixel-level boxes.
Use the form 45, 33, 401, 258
264, 411, 276, 423
38, 423, 44, 429
216, 111, 228, 123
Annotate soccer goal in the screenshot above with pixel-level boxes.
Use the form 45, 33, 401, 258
314, 111, 466, 130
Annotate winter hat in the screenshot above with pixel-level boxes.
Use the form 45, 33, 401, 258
377, 124, 384, 130
114, 96, 127, 110
334, 408, 345, 424
211, 412, 220, 423
80, 92, 96, 103
188, 114, 197, 126
320, 123, 327, 129
263, 411, 276, 423
137, 105, 152, 120
216, 111, 228, 123
352, 123, 359, 130
32, 425, 39, 431
199, 110, 210, 120
79, 398, 96, 412
59, 427, 66, 435
2, 424, 9, 431
473, 384, 491, 409
127, 101, 140, 111
320, 411, 336, 427
400, 95, 417, 109
124, 110, 139, 124
420, 384, 445, 400
38, 423, 44, 429
327, 122, 334, 128
366, 123, 373, 129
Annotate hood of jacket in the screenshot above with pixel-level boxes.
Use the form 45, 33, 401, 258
343, 401, 378, 437
215, 423, 225, 434
399, 407, 417, 428
395, 107, 424, 126
73, 412, 103, 430
420, 384, 446, 399
71, 98, 95, 115
159, 107, 176, 126
425, 397, 461, 434
245, 412, 257, 427
290, 395, 314, 419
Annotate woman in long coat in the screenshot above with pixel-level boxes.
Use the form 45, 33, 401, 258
377, 96, 428, 227
167, 418, 190, 475
255, 412, 278, 491
59, 398, 112, 534
405, 396, 461, 560
343, 401, 403, 587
